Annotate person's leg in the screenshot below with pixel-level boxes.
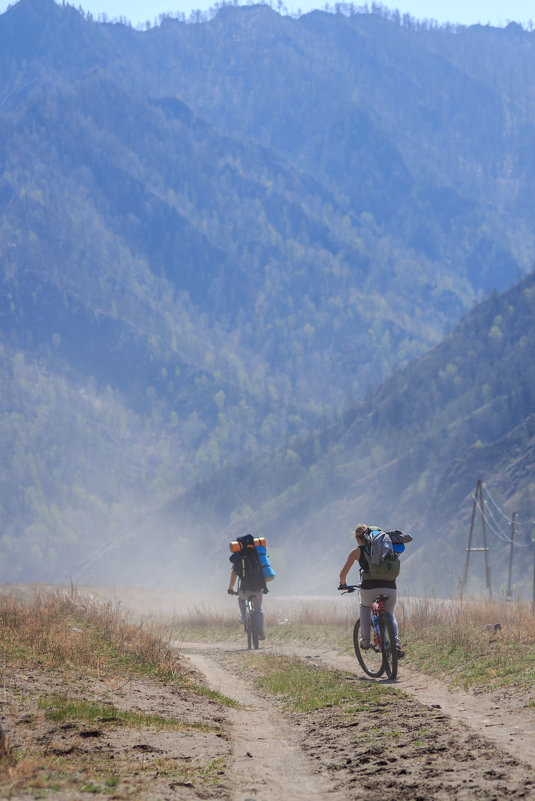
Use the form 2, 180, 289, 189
379, 589, 401, 649
237, 593, 246, 622
358, 588, 374, 645
252, 591, 265, 638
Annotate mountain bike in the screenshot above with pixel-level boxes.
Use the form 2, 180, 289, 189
340, 585, 398, 680
229, 590, 262, 650
244, 593, 261, 650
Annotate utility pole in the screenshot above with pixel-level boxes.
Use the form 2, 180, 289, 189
481, 484, 492, 599
461, 486, 478, 599
461, 480, 492, 599
532, 528, 535, 614
506, 511, 516, 600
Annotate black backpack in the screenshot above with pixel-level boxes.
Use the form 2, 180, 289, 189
229, 534, 267, 592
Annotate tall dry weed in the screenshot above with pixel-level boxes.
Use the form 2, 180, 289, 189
398, 593, 535, 691
400, 594, 535, 641
172, 597, 353, 630
0, 585, 181, 678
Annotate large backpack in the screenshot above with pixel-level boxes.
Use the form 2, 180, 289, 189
230, 536, 276, 582
229, 534, 267, 592
361, 527, 408, 582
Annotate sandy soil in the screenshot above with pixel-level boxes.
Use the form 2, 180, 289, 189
0, 658, 231, 800
180, 641, 535, 801
186, 650, 345, 801
272, 643, 535, 766
3, 586, 535, 800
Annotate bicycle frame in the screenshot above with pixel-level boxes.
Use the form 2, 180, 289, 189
228, 588, 263, 650
341, 586, 398, 680
244, 594, 260, 650
370, 596, 385, 649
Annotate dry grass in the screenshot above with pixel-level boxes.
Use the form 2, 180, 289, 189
170, 595, 354, 647
0, 583, 180, 680
168, 590, 535, 696
0, 586, 232, 798
398, 594, 535, 692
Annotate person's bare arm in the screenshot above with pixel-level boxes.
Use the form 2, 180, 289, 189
339, 547, 360, 585
228, 569, 238, 592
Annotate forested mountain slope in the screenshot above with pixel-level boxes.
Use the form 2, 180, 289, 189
1, 0, 534, 586
83, 271, 535, 598
134, 6, 534, 291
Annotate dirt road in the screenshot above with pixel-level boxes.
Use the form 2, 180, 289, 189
186, 649, 345, 801
273, 643, 535, 766
182, 641, 535, 801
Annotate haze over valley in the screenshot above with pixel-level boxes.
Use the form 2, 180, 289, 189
1, 0, 535, 598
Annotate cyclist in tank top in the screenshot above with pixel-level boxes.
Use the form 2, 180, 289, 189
339, 524, 404, 657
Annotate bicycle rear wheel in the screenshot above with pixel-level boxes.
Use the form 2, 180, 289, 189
381, 617, 398, 680
246, 619, 252, 650
251, 609, 260, 649
353, 619, 384, 677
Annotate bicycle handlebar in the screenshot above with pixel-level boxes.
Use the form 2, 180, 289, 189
338, 584, 360, 594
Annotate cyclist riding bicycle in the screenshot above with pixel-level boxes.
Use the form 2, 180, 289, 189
338, 524, 404, 658
227, 567, 266, 640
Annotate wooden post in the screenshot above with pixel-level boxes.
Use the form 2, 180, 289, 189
461, 483, 478, 599
461, 480, 491, 599
480, 485, 492, 598
506, 511, 515, 599
532, 530, 535, 614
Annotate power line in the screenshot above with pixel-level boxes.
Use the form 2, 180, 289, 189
473, 495, 513, 544
462, 480, 535, 605
479, 494, 510, 538
482, 482, 535, 529
509, 515, 535, 530
474, 492, 532, 547
477, 495, 512, 541
481, 483, 514, 524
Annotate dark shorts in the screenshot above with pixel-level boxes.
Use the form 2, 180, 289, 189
360, 579, 396, 590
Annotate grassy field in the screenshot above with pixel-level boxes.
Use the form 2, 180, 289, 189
239, 651, 399, 711
399, 595, 535, 694
171, 592, 535, 697
0, 586, 232, 799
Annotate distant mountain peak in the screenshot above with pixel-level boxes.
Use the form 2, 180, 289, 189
8, 0, 59, 16
211, 2, 282, 30
2, 0, 69, 30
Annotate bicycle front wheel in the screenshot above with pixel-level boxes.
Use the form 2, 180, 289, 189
381, 617, 398, 680
353, 619, 384, 678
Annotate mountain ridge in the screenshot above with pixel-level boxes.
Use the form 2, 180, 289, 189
76, 270, 535, 597
1, 1, 534, 593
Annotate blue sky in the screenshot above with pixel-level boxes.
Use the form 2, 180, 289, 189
1, 0, 534, 26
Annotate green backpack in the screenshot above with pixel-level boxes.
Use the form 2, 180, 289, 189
365, 552, 400, 581
362, 528, 401, 581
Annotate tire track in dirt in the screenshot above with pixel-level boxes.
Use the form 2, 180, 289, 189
183, 647, 346, 801
271, 643, 535, 766
181, 640, 535, 767
182, 641, 535, 801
